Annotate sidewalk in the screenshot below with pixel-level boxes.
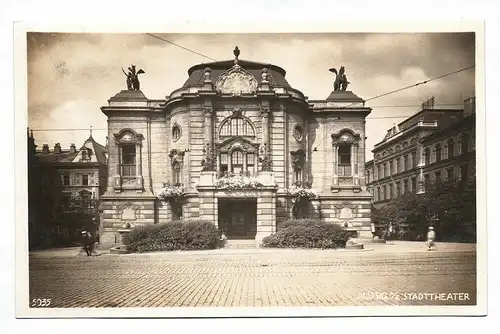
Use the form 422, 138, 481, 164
28, 241, 476, 258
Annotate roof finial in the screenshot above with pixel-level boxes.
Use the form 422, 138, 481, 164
233, 46, 240, 64
89, 126, 93, 138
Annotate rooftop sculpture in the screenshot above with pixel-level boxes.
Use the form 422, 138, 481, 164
329, 66, 350, 91
122, 65, 145, 91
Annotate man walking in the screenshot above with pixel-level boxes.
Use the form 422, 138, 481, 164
426, 226, 436, 251
81, 230, 94, 256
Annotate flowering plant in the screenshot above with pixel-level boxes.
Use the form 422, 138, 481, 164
287, 180, 317, 203
214, 173, 264, 190
158, 182, 185, 200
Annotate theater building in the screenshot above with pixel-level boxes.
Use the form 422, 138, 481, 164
99, 48, 373, 246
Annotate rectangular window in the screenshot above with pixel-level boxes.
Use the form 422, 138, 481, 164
424, 174, 430, 191
219, 153, 228, 175
378, 165, 383, 179
411, 177, 417, 193
62, 174, 70, 186
121, 145, 136, 177
396, 159, 400, 173
461, 164, 468, 180
389, 184, 393, 199
435, 171, 441, 185
403, 155, 408, 171
338, 145, 351, 176
403, 179, 408, 194
396, 181, 400, 197
411, 152, 417, 168
446, 168, 454, 182
246, 153, 255, 175
82, 174, 89, 186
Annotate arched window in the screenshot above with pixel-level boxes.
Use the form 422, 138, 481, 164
219, 117, 255, 137
172, 161, 181, 185
447, 138, 454, 158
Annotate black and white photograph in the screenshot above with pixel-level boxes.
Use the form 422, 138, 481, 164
15, 22, 486, 318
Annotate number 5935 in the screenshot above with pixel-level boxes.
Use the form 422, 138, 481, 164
31, 298, 51, 307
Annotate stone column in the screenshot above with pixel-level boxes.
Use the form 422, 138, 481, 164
136, 142, 143, 192
261, 108, 270, 145
353, 144, 359, 187
332, 144, 338, 187
204, 107, 213, 146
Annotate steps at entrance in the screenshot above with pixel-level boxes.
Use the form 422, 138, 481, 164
224, 239, 257, 249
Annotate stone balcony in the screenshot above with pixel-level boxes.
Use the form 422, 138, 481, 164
198, 171, 276, 188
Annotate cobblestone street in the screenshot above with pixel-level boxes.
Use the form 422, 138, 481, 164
28, 242, 476, 308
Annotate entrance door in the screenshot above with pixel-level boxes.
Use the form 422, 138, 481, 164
218, 199, 257, 239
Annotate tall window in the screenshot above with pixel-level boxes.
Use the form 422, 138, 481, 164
81, 150, 88, 161
460, 164, 469, 180
411, 152, 417, 168
338, 145, 351, 176
403, 155, 408, 171
383, 185, 387, 200
377, 187, 381, 201
82, 174, 89, 186
424, 148, 431, 165
219, 117, 255, 137
461, 134, 469, 155
446, 167, 454, 182
121, 145, 136, 177
62, 174, 70, 186
220, 153, 228, 175
435, 171, 441, 185
411, 177, 417, 193
172, 161, 181, 185
424, 174, 430, 191
246, 152, 255, 175
396, 181, 400, 197
366, 170, 370, 183
389, 184, 393, 199
378, 164, 383, 179
385, 163, 389, 176
447, 138, 454, 159
396, 158, 400, 174
435, 144, 442, 163
231, 150, 244, 174
403, 179, 409, 194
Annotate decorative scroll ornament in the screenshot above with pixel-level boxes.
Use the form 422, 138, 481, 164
215, 48, 258, 96
204, 67, 212, 82
290, 149, 306, 170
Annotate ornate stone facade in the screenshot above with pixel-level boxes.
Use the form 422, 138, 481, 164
99, 50, 373, 245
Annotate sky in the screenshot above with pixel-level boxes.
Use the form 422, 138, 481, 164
27, 32, 475, 159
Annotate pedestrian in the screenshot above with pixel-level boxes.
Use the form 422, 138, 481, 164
426, 226, 436, 251
371, 222, 376, 239
81, 230, 94, 256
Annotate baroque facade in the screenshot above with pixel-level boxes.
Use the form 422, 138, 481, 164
99, 49, 373, 246
365, 97, 476, 205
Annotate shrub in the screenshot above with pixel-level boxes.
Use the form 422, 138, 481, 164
263, 219, 349, 249
124, 220, 219, 253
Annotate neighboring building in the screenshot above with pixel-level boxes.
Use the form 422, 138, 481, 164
35, 133, 109, 211
27, 130, 108, 248
366, 97, 476, 206
99, 48, 373, 245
